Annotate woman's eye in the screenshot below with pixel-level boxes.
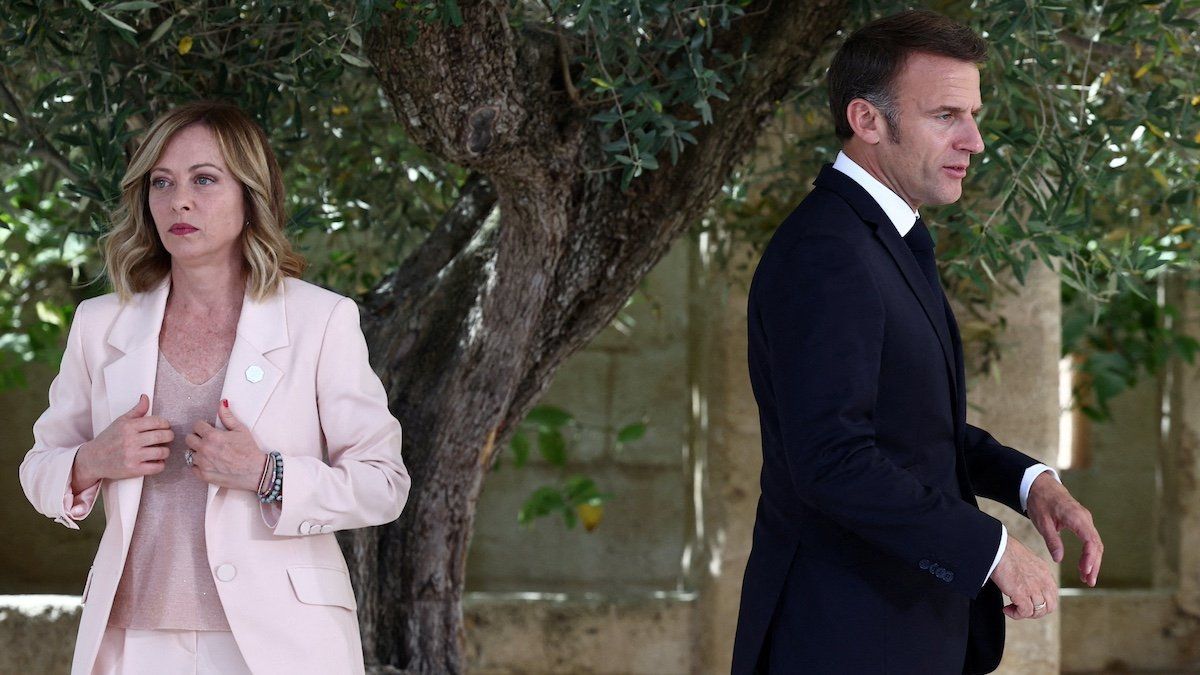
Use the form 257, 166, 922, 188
151, 177, 169, 189
196, 175, 216, 186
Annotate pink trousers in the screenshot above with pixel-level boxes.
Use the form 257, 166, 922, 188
92, 625, 252, 674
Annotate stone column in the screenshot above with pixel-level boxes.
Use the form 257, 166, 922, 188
693, 242, 762, 674
1168, 277, 1200, 619
961, 261, 1062, 674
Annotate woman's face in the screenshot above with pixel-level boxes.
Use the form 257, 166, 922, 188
147, 123, 247, 267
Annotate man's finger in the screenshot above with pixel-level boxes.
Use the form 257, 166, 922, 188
1079, 537, 1104, 586
1039, 520, 1065, 563
1003, 602, 1031, 620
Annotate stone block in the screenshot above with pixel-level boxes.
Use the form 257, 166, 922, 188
467, 465, 686, 592
1061, 469, 1155, 588
1060, 589, 1200, 672
0, 364, 106, 594
0, 596, 80, 674
464, 593, 695, 674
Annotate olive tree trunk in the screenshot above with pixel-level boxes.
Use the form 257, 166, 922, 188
341, 1, 848, 672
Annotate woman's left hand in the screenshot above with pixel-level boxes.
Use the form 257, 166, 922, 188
186, 399, 264, 492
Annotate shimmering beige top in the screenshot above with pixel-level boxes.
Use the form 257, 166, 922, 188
108, 351, 231, 631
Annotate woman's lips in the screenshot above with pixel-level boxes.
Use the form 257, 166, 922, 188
169, 224, 198, 235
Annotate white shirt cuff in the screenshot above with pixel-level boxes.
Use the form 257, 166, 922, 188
1019, 463, 1060, 512
986, 525, 1008, 585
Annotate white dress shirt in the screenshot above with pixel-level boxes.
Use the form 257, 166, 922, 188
831, 151, 1059, 586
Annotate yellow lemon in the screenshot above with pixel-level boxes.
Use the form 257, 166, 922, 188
577, 503, 604, 532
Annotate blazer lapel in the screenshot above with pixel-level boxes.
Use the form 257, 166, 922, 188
209, 283, 288, 505
874, 225, 958, 394
813, 165, 958, 395
103, 279, 170, 539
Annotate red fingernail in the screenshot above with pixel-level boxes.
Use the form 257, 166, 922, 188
222, 399, 229, 408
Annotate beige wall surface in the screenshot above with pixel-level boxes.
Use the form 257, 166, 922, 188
1061, 379, 1160, 589
962, 261, 1063, 675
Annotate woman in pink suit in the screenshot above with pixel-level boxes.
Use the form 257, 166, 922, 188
19, 101, 410, 674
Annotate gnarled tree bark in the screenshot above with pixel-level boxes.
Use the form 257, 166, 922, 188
343, 1, 849, 672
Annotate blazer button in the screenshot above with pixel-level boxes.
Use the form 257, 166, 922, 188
919, 559, 931, 570
215, 564, 237, 582
299, 520, 313, 535
319, 524, 333, 534
943, 571, 954, 583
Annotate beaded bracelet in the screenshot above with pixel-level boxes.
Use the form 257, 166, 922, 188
257, 451, 284, 503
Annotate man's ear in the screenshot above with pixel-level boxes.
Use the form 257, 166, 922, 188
846, 98, 884, 145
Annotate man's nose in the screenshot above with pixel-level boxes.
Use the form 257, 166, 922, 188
960, 118, 985, 154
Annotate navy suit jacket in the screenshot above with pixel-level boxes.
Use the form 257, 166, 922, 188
731, 166, 1039, 674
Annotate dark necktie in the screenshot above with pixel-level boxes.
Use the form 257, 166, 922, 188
902, 217, 940, 297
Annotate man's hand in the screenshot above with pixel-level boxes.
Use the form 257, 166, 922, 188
991, 537, 1058, 619
1025, 472, 1104, 587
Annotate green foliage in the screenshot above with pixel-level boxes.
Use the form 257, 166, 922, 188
717, 0, 1200, 419
502, 403, 647, 528
517, 475, 610, 530
534, 0, 752, 188
0, 0, 458, 376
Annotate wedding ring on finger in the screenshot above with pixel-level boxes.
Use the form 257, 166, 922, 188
1033, 601, 1047, 612
184, 449, 195, 467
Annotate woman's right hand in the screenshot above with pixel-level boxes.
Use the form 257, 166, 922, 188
71, 394, 174, 491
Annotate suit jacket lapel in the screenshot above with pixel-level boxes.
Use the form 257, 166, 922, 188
103, 279, 170, 540
874, 225, 958, 394
102, 277, 291, 511
813, 165, 958, 396
209, 282, 288, 504
943, 293, 979, 505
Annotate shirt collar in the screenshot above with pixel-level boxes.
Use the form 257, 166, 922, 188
831, 151, 920, 237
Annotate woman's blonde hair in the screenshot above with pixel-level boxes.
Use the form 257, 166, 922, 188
101, 100, 306, 301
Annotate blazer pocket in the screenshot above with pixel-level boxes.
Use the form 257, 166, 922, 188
81, 567, 95, 605
287, 566, 358, 611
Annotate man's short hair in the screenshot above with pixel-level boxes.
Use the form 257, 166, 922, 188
828, 10, 988, 141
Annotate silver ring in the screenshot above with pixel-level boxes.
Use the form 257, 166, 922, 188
1033, 601, 1047, 611
184, 450, 194, 467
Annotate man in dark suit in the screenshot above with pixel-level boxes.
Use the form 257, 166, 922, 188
732, 10, 1104, 674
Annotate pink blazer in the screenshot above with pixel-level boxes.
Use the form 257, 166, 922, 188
19, 277, 410, 674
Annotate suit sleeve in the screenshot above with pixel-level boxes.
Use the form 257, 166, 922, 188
758, 234, 1001, 599
19, 300, 101, 530
262, 297, 411, 536
963, 424, 1040, 514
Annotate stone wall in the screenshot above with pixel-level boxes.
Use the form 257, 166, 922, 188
465, 243, 693, 594
1060, 378, 1160, 589
2, 365, 106, 596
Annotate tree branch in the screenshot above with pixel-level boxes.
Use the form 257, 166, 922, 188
0, 75, 88, 186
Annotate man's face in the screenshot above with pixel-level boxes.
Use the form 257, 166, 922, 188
873, 52, 984, 209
